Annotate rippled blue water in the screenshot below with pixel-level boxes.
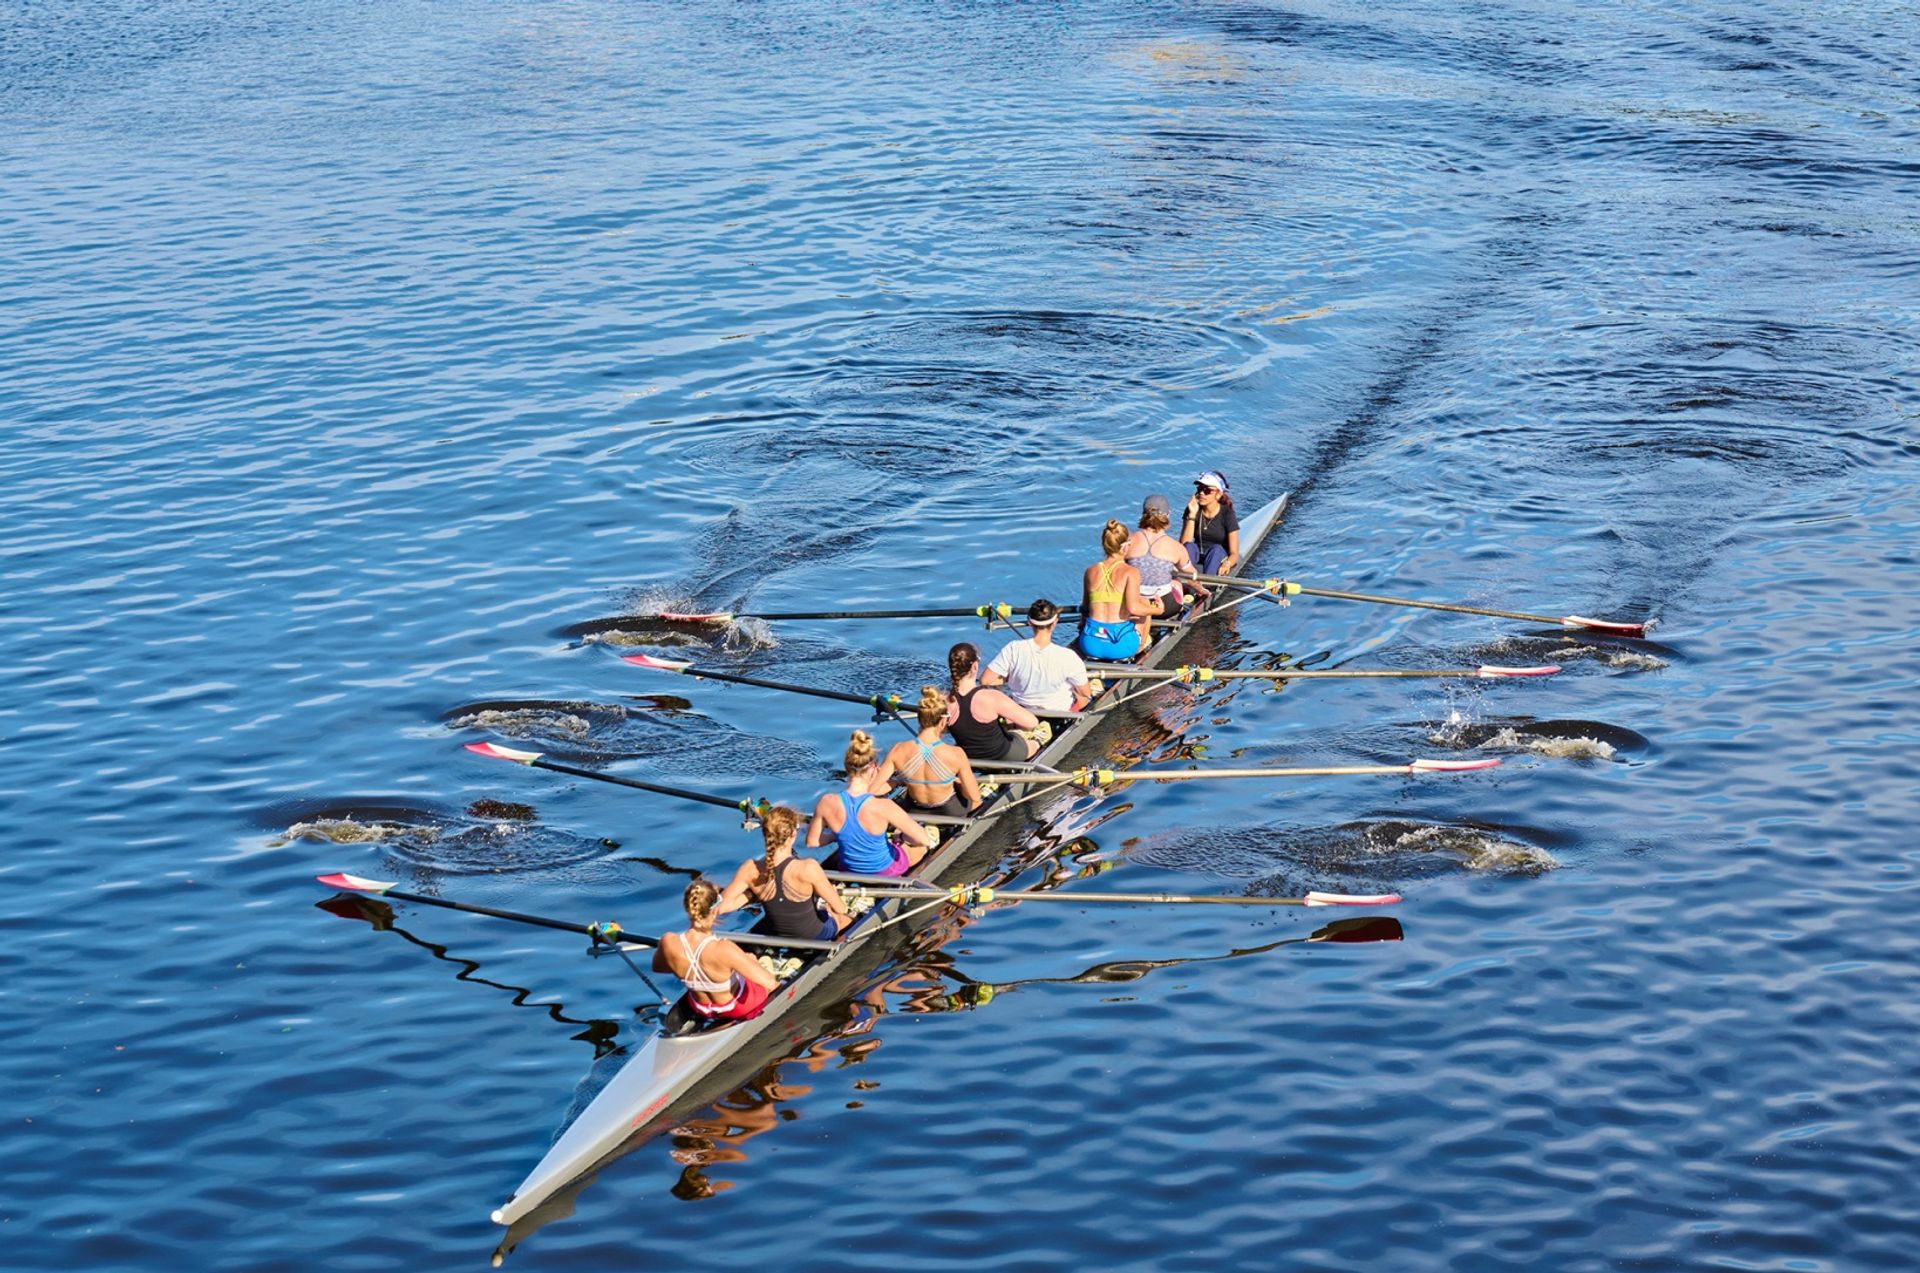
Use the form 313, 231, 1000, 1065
5, 1, 1918, 1269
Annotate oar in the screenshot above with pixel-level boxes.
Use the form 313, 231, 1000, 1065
464, 741, 773, 818
623, 654, 912, 717
1194, 573, 1649, 637
1086, 663, 1561, 682
315, 873, 837, 952
648, 602, 1076, 625
840, 880, 1403, 907
987, 757, 1501, 785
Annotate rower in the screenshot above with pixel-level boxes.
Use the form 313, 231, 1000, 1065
981, 597, 1093, 715
1181, 471, 1241, 577
879, 686, 984, 818
1078, 519, 1160, 661
1125, 493, 1199, 614
651, 879, 781, 1024
946, 641, 1041, 763
714, 805, 851, 942
807, 730, 933, 877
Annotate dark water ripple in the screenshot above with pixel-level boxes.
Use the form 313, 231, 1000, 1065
4, 0, 1920, 1270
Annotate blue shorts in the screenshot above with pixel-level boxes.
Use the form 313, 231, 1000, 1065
1078, 619, 1142, 662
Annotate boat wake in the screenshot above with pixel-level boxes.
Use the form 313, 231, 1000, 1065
1429, 715, 1651, 762
1129, 817, 1559, 882
444, 697, 820, 775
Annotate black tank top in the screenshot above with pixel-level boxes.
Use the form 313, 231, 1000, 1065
950, 685, 1016, 760
755, 858, 820, 940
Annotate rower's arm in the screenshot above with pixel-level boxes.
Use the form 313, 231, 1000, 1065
725, 940, 780, 990
803, 861, 853, 926
980, 666, 1007, 687
1121, 564, 1155, 620
1222, 528, 1241, 576
987, 688, 1038, 731
882, 800, 931, 847
713, 861, 756, 917
953, 749, 983, 811
805, 799, 830, 849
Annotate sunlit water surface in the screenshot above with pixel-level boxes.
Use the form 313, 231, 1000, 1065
4, 2, 1917, 1270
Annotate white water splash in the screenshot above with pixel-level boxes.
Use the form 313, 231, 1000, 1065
447, 708, 597, 740
1377, 824, 1559, 874
271, 818, 438, 847
1477, 726, 1618, 762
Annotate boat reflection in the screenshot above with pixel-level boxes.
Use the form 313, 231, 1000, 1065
600, 915, 1405, 1204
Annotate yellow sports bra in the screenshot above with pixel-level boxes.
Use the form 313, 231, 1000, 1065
1089, 560, 1125, 605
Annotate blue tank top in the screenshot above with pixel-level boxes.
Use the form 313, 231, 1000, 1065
832, 791, 894, 873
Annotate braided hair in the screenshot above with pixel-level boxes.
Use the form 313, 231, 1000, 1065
684, 878, 719, 930
757, 805, 801, 887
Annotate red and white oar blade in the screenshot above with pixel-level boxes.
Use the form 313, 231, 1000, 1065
622, 653, 692, 672
657, 610, 734, 624
1562, 615, 1648, 637
1408, 757, 1502, 773
1476, 664, 1562, 678
465, 741, 543, 764
1304, 890, 1403, 907
317, 872, 397, 894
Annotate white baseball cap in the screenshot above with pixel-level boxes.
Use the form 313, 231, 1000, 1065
1195, 470, 1229, 492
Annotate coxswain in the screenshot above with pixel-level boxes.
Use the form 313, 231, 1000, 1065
714, 805, 851, 942
1181, 471, 1240, 577
981, 597, 1093, 714
651, 879, 781, 1023
807, 730, 933, 876
1079, 518, 1160, 660
1126, 493, 1199, 613
879, 686, 984, 818
945, 641, 1042, 762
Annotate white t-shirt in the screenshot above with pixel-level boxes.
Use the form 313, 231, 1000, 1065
987, 638, 1088, 713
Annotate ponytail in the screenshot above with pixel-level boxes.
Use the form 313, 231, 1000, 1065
947, 641, 979, 686
684, 879, 719, 929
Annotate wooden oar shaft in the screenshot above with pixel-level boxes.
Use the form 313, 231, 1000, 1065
735, 604, 1080, 621
1195, 572, 1563, 623
524, 754, 755, 812
857, 888, 1318, 906
317, 876, 837, 952
990, 764, 1427, 783
1095, 667, 1516, 681
1296, 584, 1560, 624
678, 665, 898, 709
844, 884, 1401, 908
321, 878, 654, 946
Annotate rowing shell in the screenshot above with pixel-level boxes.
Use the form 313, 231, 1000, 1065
491, 492, 1293, 1230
